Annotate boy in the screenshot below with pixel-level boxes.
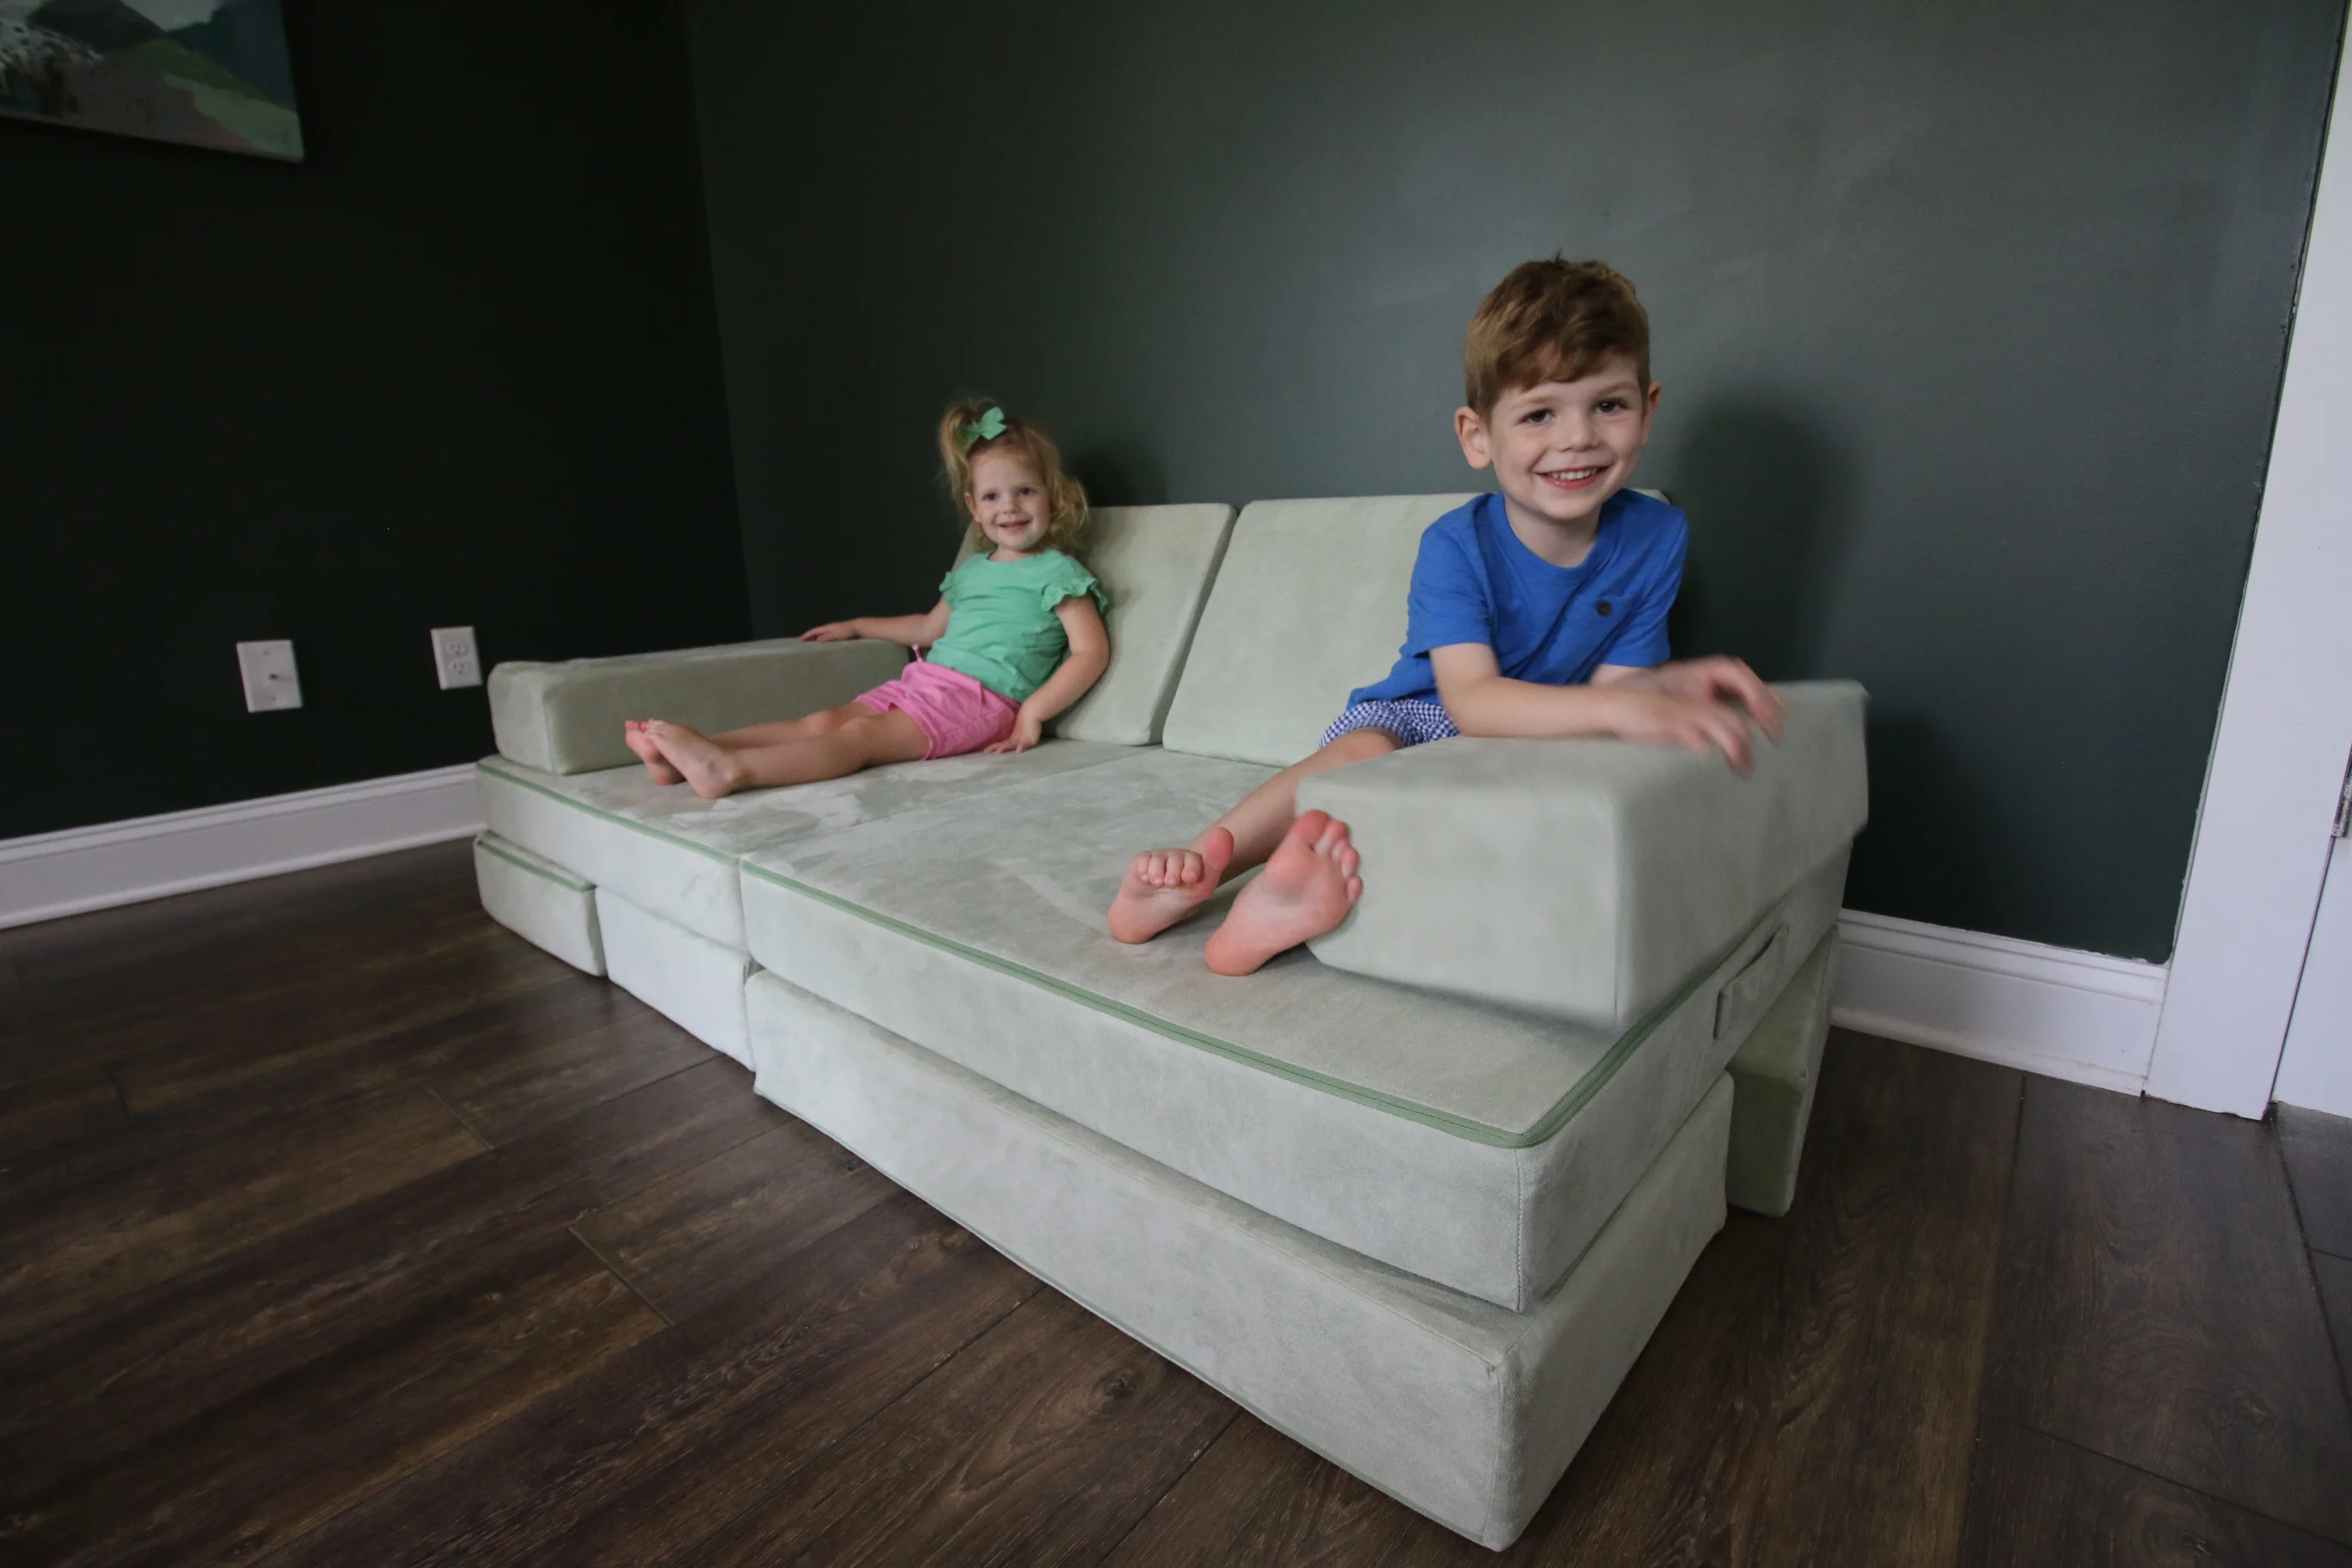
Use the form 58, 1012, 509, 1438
1106, 257, 1782, 975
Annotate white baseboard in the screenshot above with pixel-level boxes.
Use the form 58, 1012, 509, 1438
1832, 909, 2169, 1095
2, 774, 2175, 1099
0, 765, 485, 930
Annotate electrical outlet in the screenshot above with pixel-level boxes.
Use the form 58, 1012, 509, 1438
431, 626, 481, 689
236, 640, 303, 713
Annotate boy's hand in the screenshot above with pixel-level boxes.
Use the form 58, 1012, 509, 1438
985, 708, 1046, 754
1604, 688, 1760, 773
799, 622, 859, 642
1649, 657, 1783, 739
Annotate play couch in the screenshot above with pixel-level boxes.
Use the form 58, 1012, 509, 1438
470, 494, 1868, 1549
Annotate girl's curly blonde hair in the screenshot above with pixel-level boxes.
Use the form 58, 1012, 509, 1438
937, 398, 1089, 558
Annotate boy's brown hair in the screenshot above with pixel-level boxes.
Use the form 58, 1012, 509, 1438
935, 398, 1090, 558
1463, 257, 1650, 414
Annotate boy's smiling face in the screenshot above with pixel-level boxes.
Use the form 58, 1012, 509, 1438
1455, 355, 1660, 547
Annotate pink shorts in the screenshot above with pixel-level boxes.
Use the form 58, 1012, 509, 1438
853, 659, 1019, 759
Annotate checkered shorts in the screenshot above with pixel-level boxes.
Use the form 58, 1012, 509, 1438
1320, 697, 1461, 750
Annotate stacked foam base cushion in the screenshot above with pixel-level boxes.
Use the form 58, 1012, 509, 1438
469, 493, 1862, 1549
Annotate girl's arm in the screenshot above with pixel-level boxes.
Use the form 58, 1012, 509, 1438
985, 597, 1110, 754
801, 599, 951, 647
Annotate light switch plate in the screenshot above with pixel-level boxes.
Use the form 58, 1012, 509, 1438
431, 626, 481, 689
236, 640, 303, 713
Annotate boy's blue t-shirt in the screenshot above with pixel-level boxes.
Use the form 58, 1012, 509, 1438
1349, 488, 1687, 707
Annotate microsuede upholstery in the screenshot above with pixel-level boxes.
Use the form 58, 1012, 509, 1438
595, 886, 756, 1064
1302, 681, 1869, 1026
1053, 503, 1237, 744
474, 741, 1132, 949
487, 637, 908, 775
1160, 494, 1476, 765
747, 971, 1731, 1551
1725, 929, 1837, 1217
473, 832, 603, 975
738, 745, 1843, 1308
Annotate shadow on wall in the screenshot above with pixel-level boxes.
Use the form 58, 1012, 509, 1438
1664, 400, 2012, 934
1069, 438, 1173, 510
1665, 396, 1855, 681
1843, 711, 2001, 933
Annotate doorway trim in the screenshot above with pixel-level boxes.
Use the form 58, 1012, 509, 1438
2147, 14, 2352, 1118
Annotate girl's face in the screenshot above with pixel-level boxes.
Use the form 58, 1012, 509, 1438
965, 449, 1052, 558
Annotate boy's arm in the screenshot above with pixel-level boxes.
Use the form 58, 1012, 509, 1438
801, 599, 952, 647
986, 597, 1110, 753
1430, 643, 1766, 771
1592, 658, 1785, 736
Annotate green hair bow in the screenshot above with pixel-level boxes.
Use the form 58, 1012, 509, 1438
959, 406, 1008, 451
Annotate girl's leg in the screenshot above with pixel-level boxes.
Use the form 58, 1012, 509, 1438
644, 710, 928, 799
1106, 727, 1398, 944
708, 702, 874, 748
624, 703, 872, 786
624, 720, 683, 785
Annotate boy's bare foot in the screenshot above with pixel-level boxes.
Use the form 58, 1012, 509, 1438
1107, 827, 1235, 945
1204, 811, 1361, 977
624, 720, 683, 786
644, 720, 741, 799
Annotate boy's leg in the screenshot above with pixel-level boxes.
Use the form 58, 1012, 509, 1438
644, 711, 927, 799
1106, 727, 1397, 944
1203, 808, 1362, 977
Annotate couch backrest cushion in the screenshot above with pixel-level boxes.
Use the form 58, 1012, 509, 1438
488, 638, 908, 775
1052, 503, 1237, 745
1160, 494, 1477, 765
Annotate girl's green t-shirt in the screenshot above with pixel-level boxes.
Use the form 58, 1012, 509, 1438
926, 548, 1109, 704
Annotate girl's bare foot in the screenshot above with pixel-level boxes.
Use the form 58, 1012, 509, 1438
1107, 827, 1235, 944
624, 720, 683, 786
644, 720, 741, 799
1203, 811, 1361, 977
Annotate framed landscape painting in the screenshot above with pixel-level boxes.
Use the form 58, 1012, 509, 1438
0, 0, 302, 160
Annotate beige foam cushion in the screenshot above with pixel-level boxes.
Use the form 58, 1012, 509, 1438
736, 744, 1846, 1308
1161, 494, 1477, 765
596, 886, 756, 1064
1725, 928, 1838, 1216
475, 741, 1134, 949
1054, 504, 1237, 745
488, 639, 907, 775
473, 832, 603, 975
1302, 681, 1869, 1027
746, 971, 1732, 1551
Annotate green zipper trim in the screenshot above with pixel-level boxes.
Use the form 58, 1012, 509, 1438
743, 858, 1771, 1150
474, 832, 594, 893
477, 759, 736, 865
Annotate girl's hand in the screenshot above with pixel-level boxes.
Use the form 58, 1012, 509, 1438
985, 709, 1046, 754
799, 622, 858, 642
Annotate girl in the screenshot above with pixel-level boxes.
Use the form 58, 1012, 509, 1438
625, 401, 1111, 799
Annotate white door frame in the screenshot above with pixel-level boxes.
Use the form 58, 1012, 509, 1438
2276, 837, 2352, 1113
2147, 13, 2352, 1119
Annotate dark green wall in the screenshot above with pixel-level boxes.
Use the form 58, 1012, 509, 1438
2, 0, 745, 840
687, 0, 2341, 960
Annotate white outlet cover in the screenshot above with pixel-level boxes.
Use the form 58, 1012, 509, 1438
432, 625, 481, 689
236, 640, 303, 713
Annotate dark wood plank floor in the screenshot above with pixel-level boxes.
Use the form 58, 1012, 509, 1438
3, 840, 2349, 1566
